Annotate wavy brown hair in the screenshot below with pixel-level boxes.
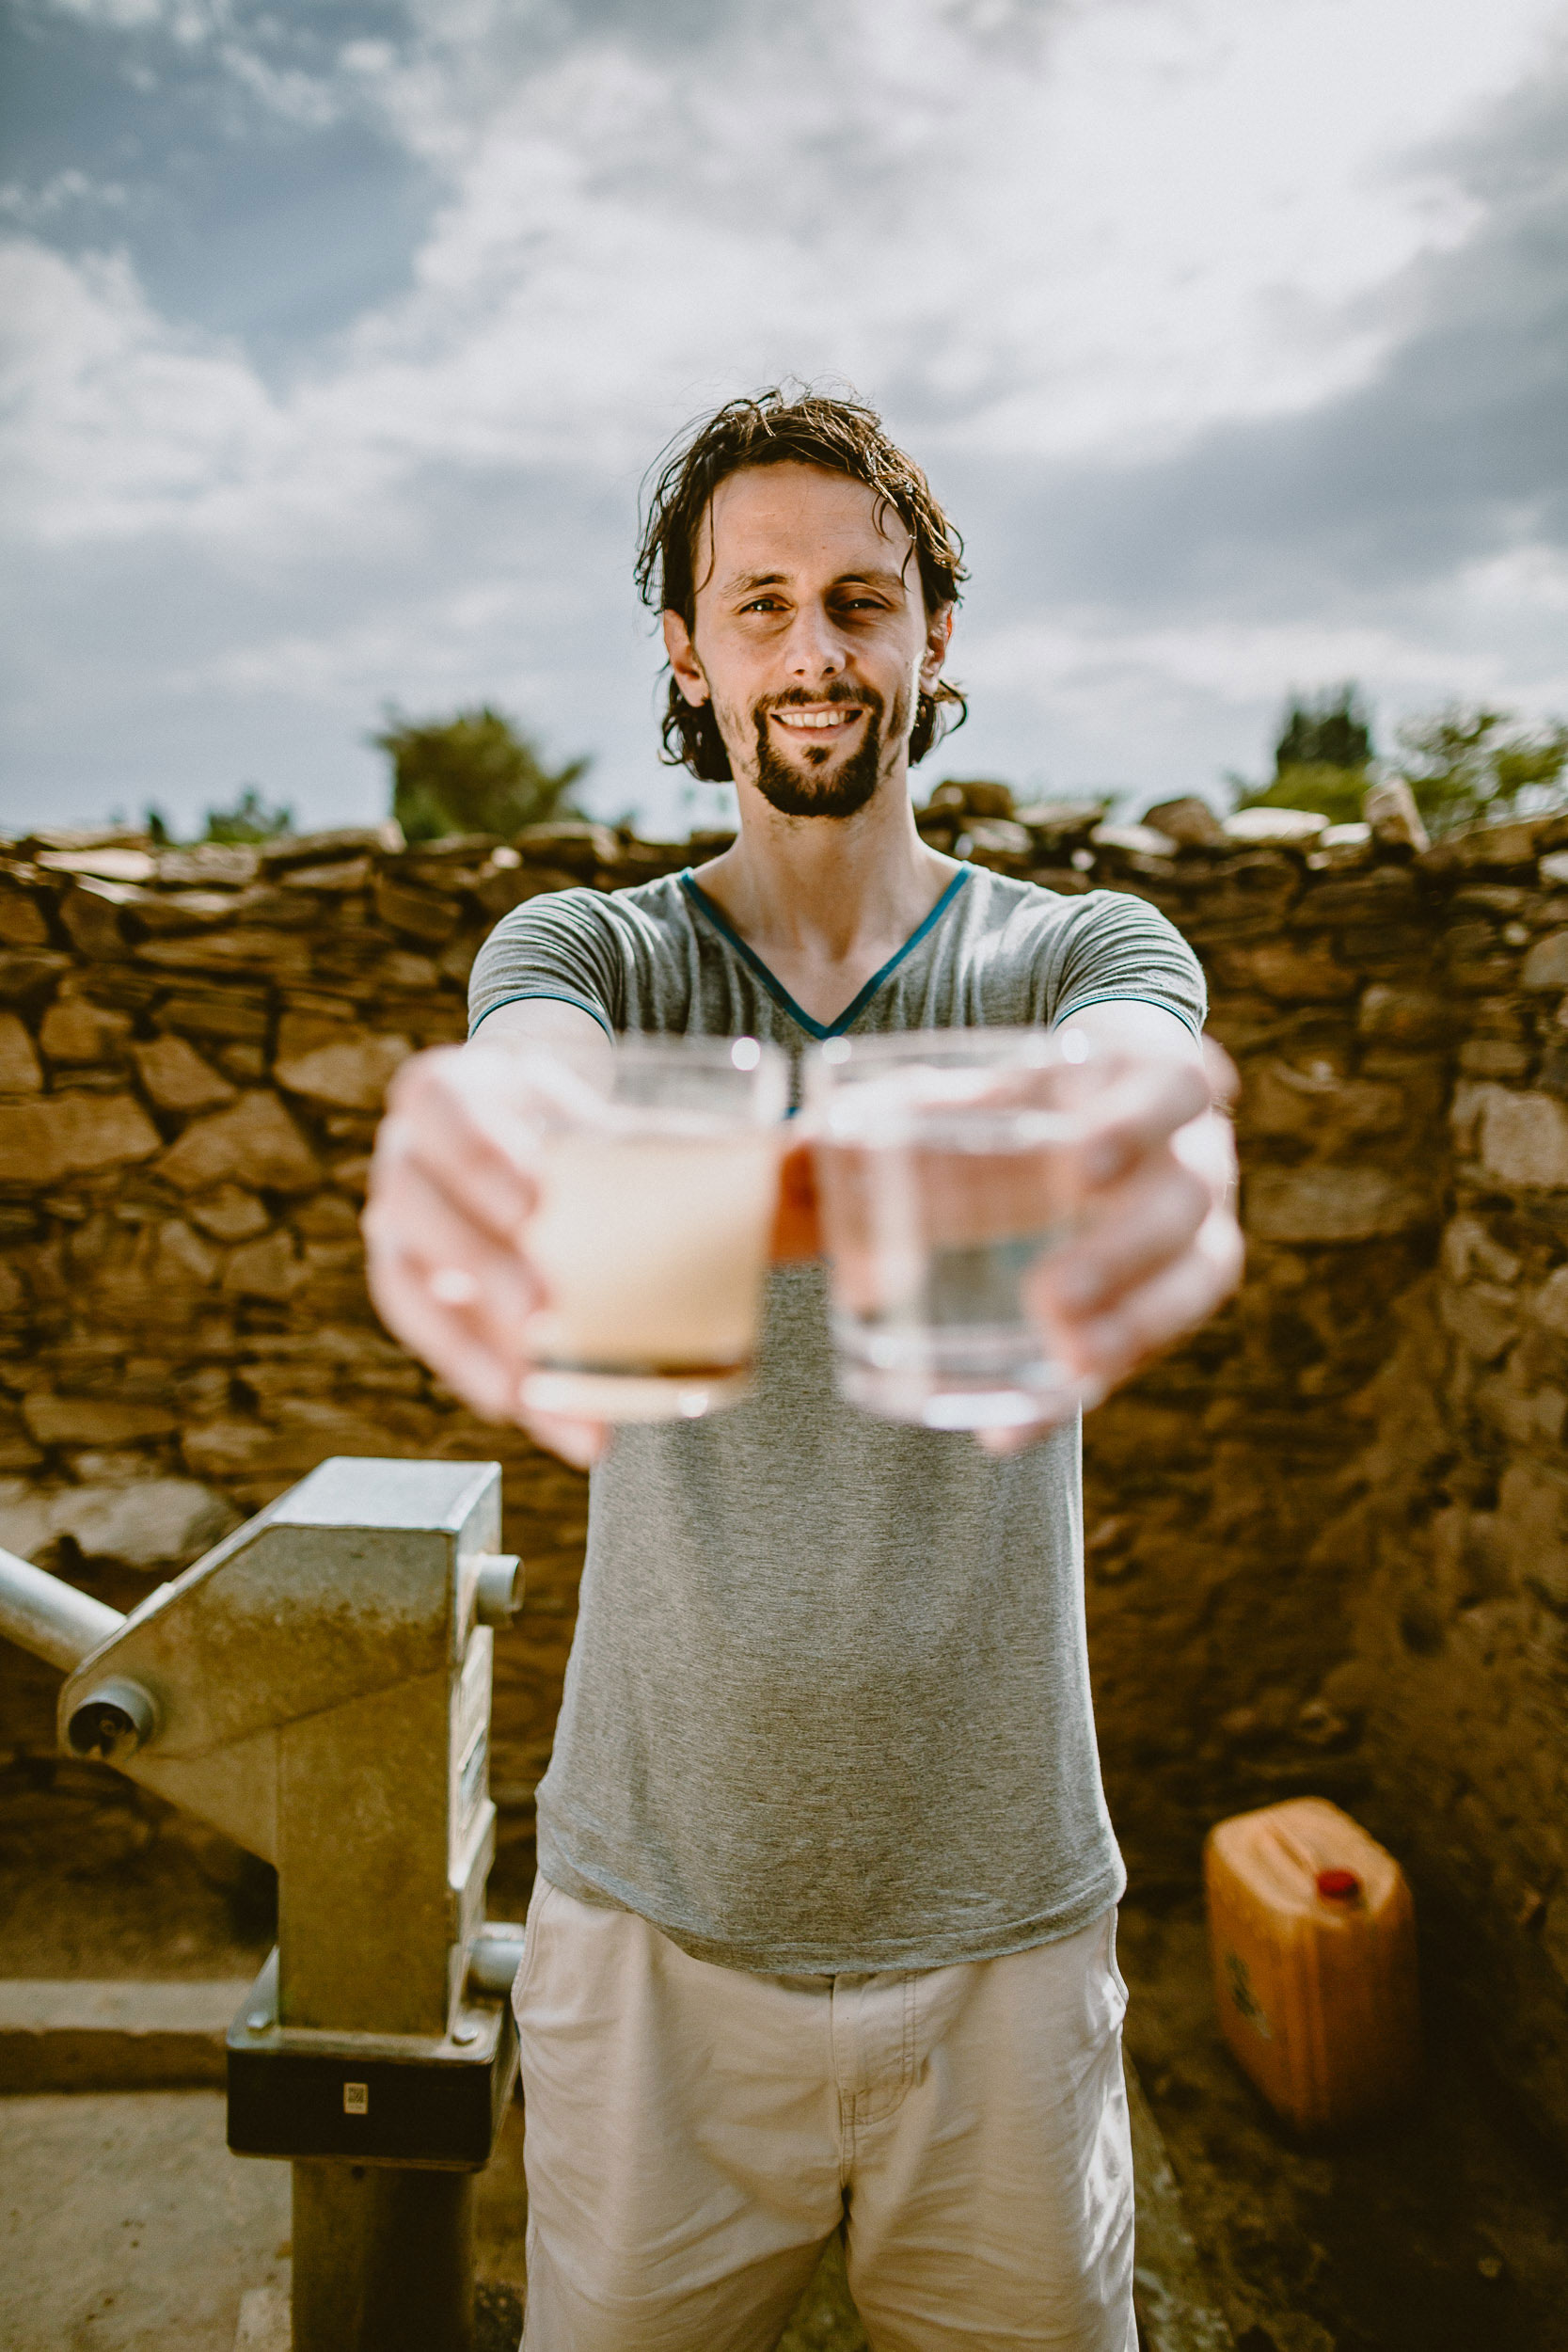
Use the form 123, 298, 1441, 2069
635, 387, 968, 783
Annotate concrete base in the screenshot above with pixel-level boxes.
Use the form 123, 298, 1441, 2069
234, 2289, 290, 2351
0, 2090, 292, 2352
0, 1978, 246, 2091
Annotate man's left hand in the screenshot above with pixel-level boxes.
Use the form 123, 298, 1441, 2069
981, 1031, 1243, 1455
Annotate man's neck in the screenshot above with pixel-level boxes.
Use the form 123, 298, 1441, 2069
689, 770, 963, 1026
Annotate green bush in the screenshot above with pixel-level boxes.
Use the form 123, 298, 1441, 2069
374, 706, 590, 843
1394, 705, 1568, 837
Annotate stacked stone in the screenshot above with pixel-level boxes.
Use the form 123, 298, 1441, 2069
1, 791, 1567, 2141
0, 815, 689, 1873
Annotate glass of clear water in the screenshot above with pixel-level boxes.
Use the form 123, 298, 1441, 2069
517, 1034, 788, 1422
806, 1028, 1104, 1430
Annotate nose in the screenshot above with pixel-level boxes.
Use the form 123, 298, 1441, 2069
782, 597, 848, 684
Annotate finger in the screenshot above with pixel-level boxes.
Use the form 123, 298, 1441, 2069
517, 1407, 608, 1471
1029, 1154, 1211, 1319
380, 1049, 541, 1246
1068, 1058, 1213, 1187
363, 1159, 542, 1348
974, 1390, 1095, 1456
363, 1252, 526, 1424
1052, 1207, 1244, 1387
1201, 1035, 1240, 1109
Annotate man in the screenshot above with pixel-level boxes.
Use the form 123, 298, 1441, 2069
364, 388, 1243, 2352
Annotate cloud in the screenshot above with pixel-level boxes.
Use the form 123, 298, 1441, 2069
1, 0, 1565, 832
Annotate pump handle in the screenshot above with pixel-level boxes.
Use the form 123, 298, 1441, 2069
0, 1547, 124, 1673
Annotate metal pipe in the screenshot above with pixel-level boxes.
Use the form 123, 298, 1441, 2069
292, 2160, 476, 2352
0, 1547, 123, 1673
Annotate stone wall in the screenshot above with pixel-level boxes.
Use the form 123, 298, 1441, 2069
2, 797, 1566, 2138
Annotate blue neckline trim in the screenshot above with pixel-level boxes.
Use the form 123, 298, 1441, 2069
678, 865, 973, 1041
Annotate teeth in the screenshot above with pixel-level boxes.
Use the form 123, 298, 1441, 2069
776, 709, 855, 729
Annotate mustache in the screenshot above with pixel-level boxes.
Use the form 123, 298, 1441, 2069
754, 683, 881, 718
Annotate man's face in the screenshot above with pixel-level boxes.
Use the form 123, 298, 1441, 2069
662, 462, 952, 821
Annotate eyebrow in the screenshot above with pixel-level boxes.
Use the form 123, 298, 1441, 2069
721, 566, 908, 596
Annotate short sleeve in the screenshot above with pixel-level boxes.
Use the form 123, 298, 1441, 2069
1048, 889, 1207, 1038
468, 889, 625, 1039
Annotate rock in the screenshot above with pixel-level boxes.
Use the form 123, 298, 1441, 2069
961, 818, 1033, 862
159, 988, 270, 1044
154, 1090, 322, 1195
1528, 1267, 1568, 1338
515, 820, 622, 869
258, 823, 404, 870
0, 1092, 161, 1184
154, 1218, 220, 1287
923, 781, 1016, 820
154, 845, 261, 887
1442, 1215, 1521, 1287
39, 998, 134, 1064
0, 949, 71, 1003
1013, 800, 1104, 840
1440, 1281, 1519, 1363
0, 1011, 43, 1092
59, 882, 134, 959
1222, 807, 1327, 846
1091, 821, 1178, 859
1141, 796, 1225, 848
134, 928, 313, 981
23, 1395, 182, 1445
131, 1034, 236, 1113
1472, 1088, 1568, 1190
1539, 851, 1568, 888
47, 1479, 239, 1568
274, 1020, 412, 1111
36, 847, 157, 883
222, 1230, 305, 1301
372, 875, 462, 946
278, 858, 373, 893
372, 951, 442, 993
185, 1184, 271, 1242
1422, 816, 1545, 872
1215, 939, 1358, 1002
1497, 1461, 1568, 1610
1521, 930, 1568, 992
1244, 1060, 1404, 1142
1459, 1039, 1534, 1078
1363, 778, 1429, 851
0, 890, 51, 947
1245, 1167, 1432, 1242
1357, 985, 1451, 1044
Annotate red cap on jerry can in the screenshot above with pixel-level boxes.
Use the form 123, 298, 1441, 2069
1317, 1867, 1360, 1901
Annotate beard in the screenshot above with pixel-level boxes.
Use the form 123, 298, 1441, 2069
740, 681, 910, 820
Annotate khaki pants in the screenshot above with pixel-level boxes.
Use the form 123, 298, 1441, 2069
514, 1880, 1135, 2351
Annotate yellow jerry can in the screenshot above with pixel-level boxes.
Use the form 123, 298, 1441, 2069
1204, 1796, 1420, 2134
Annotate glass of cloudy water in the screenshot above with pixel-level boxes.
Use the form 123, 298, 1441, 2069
807, 1028, 1105, 1430
517, 1034, 788, 1422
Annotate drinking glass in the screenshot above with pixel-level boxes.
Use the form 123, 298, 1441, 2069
807, 1028, 1106, 1430
517, 1034, 788, 1422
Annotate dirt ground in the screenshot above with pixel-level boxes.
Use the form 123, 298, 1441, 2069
1118, 1895, 1568, 2352
4, 1766, 1566, 2352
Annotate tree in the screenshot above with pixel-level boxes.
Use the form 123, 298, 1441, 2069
374, 706, 590, 843
1231, 685, 1373, 825
1394, 705, 1568, 838
203, 787, 294, 843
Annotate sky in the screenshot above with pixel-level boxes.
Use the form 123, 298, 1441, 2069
2, 0, 1566, 840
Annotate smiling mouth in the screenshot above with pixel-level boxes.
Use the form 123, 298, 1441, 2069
768, 706, 864, 739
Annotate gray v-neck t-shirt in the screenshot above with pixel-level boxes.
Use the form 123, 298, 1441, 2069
469, 864, 1206, 1974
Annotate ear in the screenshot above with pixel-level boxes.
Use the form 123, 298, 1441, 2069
663, 611, 709, 707
919, 603, 954, 693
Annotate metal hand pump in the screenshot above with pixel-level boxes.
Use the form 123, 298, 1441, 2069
0, 1455, 527, 2352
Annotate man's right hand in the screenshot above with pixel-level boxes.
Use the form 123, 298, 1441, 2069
361, 1043, 609, 1470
